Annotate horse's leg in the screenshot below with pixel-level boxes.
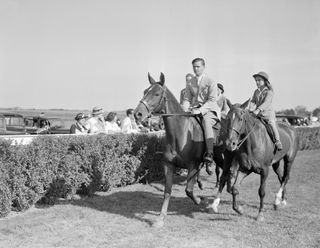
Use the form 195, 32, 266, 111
231, 169, 248, 215
215, 165, 220, 188
186, 167, 201, 205
257, 166, 269, 221
281, 157, 294, 206
153, 162, 174, 228
272, 161, 284, 210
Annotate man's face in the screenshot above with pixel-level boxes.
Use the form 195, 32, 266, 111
255, 76, 265, 88
192, 61, 205, 77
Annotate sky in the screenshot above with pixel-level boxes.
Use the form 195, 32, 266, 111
0, 0, 320, 112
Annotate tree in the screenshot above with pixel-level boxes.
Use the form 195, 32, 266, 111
312, 107, 320, 117
276, 108, 295, 115
295, 105, 310, 117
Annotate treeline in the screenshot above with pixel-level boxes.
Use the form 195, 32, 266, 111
277, 105, 320, 117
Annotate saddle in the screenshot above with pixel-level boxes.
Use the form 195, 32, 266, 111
257, 117, 276, 143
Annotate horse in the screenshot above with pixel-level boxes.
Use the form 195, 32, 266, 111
134, 72, 226, 227
209, 104, 299, 221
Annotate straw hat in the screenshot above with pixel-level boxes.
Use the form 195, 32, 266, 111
92, 106, 104, 116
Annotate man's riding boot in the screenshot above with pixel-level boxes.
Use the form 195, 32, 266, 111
275, 140, 283, 151
204, 137, 215, 175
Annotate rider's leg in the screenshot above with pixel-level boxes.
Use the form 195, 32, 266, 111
202, 111, 218, 163
267, 119, 283, 150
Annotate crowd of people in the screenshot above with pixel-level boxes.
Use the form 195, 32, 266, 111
69, 107, 158, 135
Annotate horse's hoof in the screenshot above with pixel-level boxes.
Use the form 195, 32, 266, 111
234, 206, 244, 215
194, 197, 201, 205
281, 200, 287, 206
152, 219, 164, 228
208, 207, 216, 214
274, 203, 280, 211
256, 214, 264, 222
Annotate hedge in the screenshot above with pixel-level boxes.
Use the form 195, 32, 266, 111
0, 133, 164, 217
0, 126, 320, 218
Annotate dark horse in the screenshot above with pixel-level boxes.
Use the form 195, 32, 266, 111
210, 104, 299, 221
134, 73, 225, 227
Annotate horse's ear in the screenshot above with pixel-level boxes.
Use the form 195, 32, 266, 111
159, 72, 165, 86
148, 72, 156, 85
240, 98, 251, 109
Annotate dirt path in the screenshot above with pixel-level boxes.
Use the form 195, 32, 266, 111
0, 150, 319, 248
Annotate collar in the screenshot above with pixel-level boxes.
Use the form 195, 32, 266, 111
258, 86, 268, 93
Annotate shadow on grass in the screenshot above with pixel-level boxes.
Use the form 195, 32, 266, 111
68, 190, 211, 226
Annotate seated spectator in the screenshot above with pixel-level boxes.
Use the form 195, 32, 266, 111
85, 106, 106, 134
104, 112, 121, 134
121, 109, 139, 134
70, 113, 88, 134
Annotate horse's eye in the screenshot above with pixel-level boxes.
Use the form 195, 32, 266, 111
155, 93, 160, 96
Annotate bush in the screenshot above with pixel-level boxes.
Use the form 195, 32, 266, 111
296, 126, 320, 150
0, 133, 165, 217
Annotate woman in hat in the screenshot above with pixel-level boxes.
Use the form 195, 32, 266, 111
70, 113, 88, 134
85, 106, 106, 134
249, 71, 283, 150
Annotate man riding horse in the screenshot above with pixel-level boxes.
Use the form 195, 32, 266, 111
181, 58, 221, 171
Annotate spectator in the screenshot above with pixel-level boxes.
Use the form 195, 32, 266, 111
104, 112, 121, 134
85, 106, 106, 134
70, 113, 88, 134
217, 83, 233, 119
180, 73, 195, 105
121, 108, 139, 134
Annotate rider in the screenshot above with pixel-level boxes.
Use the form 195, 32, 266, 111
217, 83, 233, 119
182, 58, 221, 165
249, 71, 283, 151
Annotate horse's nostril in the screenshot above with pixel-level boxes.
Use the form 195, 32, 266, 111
137, 112, 142, 117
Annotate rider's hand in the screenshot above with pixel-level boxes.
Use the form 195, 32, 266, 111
191, 108, 201, 115
252, 109, 260, 116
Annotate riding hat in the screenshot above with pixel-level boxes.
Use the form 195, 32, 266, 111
75, 113, 86, 120
92, 106, 104, 116
217, 83, 224, 93
253, 71, 270, 83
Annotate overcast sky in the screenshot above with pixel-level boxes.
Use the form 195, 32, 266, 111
1, 0, 319, 111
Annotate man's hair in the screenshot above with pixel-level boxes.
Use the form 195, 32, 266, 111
185, 73, 194, 79
126, 108, 134, 116
105, 112, 117, 122
192, 58, 205, 66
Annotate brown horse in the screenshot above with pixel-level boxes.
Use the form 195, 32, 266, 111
134, 73, 226, 227
209, 104, 299, 221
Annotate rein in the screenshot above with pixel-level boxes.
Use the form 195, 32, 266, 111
236, 121, 257, 149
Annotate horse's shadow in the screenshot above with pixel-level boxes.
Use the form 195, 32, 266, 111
68, 188, 210, 226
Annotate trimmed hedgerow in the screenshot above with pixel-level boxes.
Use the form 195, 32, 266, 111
1, 126, 319, 217
0, 133, 165, 217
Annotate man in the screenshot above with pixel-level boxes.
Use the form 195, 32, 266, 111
217, 83, 233, 119
180, 73, 195, 105
249, 71, 283, 150
85, 106, 106, 134
121, 108, 140, 134
70, 113, 88, 134
181, 58, 221, 164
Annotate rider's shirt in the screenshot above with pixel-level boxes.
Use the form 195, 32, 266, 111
181, 73, 221, 119
251, 86, 275, 120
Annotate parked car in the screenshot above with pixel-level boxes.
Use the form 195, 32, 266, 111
0, 113, 27, 135
276, 114, 309, 126
24, 116, 69, 134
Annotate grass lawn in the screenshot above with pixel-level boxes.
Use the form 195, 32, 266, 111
0, 150, 319, 248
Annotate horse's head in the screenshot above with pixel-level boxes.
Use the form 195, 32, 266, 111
134, 72, 166, 122
225, 103, 248, 151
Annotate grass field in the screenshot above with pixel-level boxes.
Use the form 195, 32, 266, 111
0, 150, 319, 248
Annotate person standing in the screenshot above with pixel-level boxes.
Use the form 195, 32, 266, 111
249, 71, 283, 150
104, 112, 121, 134
121, 108, 139, 134
181, 58, 221, 165
70, 113, 88, 134
180, 73, 195, 105
85, 106, 106, 134
217, 83, 233, 119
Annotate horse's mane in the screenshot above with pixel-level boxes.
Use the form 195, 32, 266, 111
161, 84, 184, 114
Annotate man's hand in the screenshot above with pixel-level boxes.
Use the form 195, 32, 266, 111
191, 108, 202, 115
252, 108, 260, 116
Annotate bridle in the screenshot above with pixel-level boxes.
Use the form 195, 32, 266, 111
139, 84, 168, 115
228, 109, 257, 150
